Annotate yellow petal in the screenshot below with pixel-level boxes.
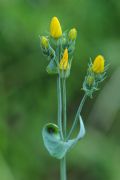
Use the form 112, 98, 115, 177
92, 55, 105, 73
59, 49, 69, 70
50, 17, 62, 39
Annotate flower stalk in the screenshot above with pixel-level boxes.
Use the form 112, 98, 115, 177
58, 40, 67, 180
57, 76, 63, 140
60, 78, 67, 180
62, 78, 67, 139
57, 74, 66, 180
67, 93, 87, 140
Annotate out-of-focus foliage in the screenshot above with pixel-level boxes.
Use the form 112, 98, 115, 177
0, 0, 120, 179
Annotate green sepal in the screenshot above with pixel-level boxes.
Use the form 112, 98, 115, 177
42, 116, 85, 159
46, 59, 58, 74
67, 40, 75, 54
59, 68, 70, 79
59, 58, 73, 79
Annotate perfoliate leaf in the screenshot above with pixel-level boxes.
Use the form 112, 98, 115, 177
42, 116, 85, 159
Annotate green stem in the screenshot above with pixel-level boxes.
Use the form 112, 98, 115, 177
57, 38, 67, 180
62, 78, 67, 139
67, 93, 87, 140
60, 77, 67, 180
60, 157, 66, 180
57, 75, 63, 140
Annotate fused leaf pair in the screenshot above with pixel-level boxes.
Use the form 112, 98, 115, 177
42, 116, 85, 159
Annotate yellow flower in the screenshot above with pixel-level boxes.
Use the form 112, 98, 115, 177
68, 28, 77, 40
41, 36, 49, 48
92, 55, 105, 73
50, 17, 62, 38
59, 48, 69, 70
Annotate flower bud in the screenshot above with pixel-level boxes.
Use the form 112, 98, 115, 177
86, 76, 94, 86
68, 28, 77, 40
41, 36, 49, 48
92, 55, 105, 73
59, 48, 69, 70
50, 17, 62, 39
62, 37, 67, 45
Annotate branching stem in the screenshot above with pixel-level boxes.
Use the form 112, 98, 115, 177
67, 93, 87, 140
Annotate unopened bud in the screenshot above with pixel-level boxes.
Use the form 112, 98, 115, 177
86, 76, 94, 86
62, 37, 67, 45
50, 17, 62, 39
92, 55, 105, 74
40, 36, 49, 48
59, 48, 69, 70
68, 28, 77, 40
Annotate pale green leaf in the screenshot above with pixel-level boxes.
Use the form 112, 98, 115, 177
42, 116, 85, 159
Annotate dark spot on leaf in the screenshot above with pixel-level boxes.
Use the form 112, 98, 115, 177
47, 126, 55, 134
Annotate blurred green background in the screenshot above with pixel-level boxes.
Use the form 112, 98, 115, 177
0, 0, 120, 179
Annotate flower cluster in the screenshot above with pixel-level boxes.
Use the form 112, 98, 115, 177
83, 55, 108, 98
40, 16, 108, 97
40, 16, 77, 78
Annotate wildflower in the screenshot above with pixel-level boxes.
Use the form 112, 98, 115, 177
59, 48, 69, 70
41, 36, 49, 48
50, 17, 62, 38
68, 28, 77, 40
92, 55, 105, 73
